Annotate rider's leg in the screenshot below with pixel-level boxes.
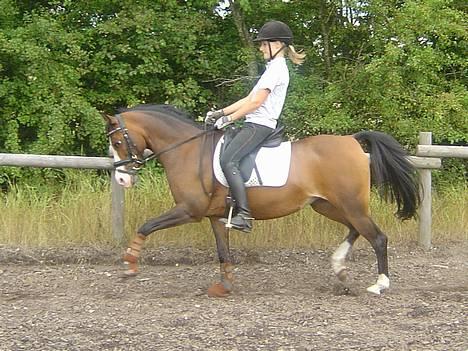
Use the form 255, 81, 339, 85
222, 163, 252, 232
219, 123, 273, 232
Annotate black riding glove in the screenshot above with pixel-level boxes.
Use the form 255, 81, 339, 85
205, 109, 224, 125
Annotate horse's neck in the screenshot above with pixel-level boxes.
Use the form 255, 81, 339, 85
145, 117, 200, 154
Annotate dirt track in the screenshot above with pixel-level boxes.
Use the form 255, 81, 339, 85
0, 242, 467, 351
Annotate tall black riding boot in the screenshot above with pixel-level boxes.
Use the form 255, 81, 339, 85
221, 167, 252, 233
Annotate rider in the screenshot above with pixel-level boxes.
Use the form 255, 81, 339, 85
206, 20, 306, 233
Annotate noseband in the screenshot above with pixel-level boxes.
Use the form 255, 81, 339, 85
107, 114, 213, 175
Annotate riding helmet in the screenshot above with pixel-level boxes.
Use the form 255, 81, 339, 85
253, 20, 293, 45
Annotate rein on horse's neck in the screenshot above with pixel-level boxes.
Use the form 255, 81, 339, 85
149, 129, 212, 160
129, 111, 212, 160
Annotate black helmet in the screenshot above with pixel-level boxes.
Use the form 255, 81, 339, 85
253, 20, 293, 45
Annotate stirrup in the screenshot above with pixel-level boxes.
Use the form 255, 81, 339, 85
219, 217, 252, 233
219, 206, 253, 233
223, 205, 235, 229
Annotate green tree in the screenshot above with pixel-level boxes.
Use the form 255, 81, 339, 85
0, 1, 238, 158
0, 0, 466, 186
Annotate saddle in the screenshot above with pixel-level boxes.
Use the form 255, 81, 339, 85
220, 125, 285, 184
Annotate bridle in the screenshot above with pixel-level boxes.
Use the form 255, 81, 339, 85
106, 114, 148, 175
107, 114, 214, 176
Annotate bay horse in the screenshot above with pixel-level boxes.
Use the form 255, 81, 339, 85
102, 104, 419, 297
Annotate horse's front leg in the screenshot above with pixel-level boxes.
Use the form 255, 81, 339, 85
207, 217, 234, 297
123, 205, 195, 276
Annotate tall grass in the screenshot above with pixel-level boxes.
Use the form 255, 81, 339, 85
1, 169, 466, 249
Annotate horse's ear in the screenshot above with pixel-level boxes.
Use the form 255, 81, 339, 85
101, 112, 117, 125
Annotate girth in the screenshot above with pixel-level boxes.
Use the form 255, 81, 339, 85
220, 125, 285, 184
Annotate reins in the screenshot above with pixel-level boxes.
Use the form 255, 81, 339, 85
198, 124, 218, 197
149, 128, 214, 161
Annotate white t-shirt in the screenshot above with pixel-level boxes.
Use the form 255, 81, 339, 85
245, 57, 289, 129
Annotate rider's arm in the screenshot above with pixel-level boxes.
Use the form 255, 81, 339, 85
224, 89, 270, 122
221, 94, 251, 115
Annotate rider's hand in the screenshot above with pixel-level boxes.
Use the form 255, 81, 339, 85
214, 115, 233, 129
205, 109, 224, 125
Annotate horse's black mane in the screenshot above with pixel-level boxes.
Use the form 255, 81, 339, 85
118, 104, 203, 129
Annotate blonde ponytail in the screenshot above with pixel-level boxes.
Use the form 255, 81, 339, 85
286, 45, 306, 65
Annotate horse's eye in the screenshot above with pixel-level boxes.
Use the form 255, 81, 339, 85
113, 140, 122, 147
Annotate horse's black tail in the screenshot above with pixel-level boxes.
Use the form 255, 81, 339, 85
354, 131, 420, 220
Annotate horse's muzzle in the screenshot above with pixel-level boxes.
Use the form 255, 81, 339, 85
114, 168, 138, 188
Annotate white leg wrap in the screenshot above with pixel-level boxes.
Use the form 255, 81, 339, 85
367, 274, 390, 295
331, 241, 351, 275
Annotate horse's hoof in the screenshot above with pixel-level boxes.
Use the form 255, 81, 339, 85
336, 268, 348, 282
207, 282, 231, 298
366, 274, 390, 295
121, 260, 139, 278
366, 284, 382, 295
333, 282, 352, 296
121, 269, 138, 278
123, 252, 138, 264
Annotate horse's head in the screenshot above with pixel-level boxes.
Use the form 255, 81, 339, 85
102, 113, 147, 188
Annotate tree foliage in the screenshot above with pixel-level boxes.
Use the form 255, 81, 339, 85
0, 0, 466, 184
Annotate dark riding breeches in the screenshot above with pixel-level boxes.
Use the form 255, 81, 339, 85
220, 122, 274, 213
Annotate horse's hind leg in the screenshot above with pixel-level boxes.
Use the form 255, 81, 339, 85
311, 199, 359, 281
331, 229, 359, 281
347, 215, 389, 294
312, 198, 389, 293
313, 186, 390, 294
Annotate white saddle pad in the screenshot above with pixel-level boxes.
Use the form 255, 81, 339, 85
213, 136, 292, 188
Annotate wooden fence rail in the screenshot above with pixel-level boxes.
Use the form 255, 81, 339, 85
416, 145, 468, 159
0, 153, 125, 242
1, 131, 465, 248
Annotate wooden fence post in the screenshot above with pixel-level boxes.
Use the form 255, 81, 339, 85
111, 171, 125, 243
418, 132, 432, 250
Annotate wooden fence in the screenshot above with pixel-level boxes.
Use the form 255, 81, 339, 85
0, 131, 465, 247
416, 132, 467, 249
0, 153, 125, 242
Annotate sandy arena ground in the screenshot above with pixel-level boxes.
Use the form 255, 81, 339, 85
0, 241, 466, 350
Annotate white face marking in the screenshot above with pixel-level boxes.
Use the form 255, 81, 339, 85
331, 241, 351, 275
110, 144, 134, 188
